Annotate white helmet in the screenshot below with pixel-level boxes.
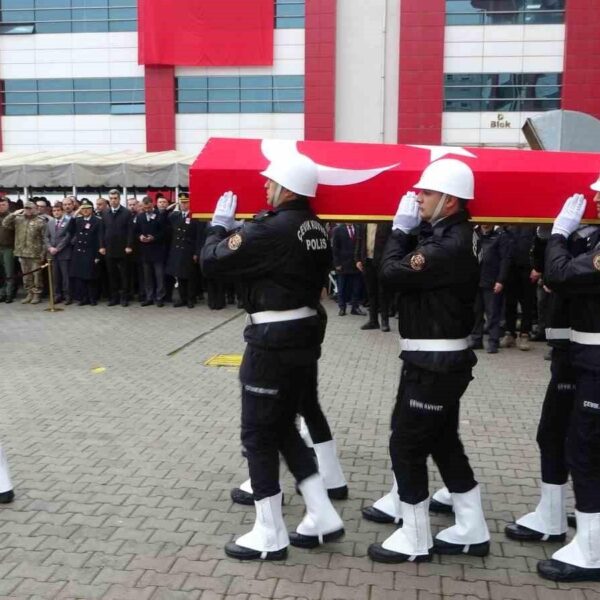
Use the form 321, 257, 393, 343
591, 174, 600, 192
260, 153, 318, 197
414, 158, 475, 200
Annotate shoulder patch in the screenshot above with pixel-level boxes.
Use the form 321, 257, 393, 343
593, 252, 600, 271
228, 233, 243, 251
410, 252, 426, 271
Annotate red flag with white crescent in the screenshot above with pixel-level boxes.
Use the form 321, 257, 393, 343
189, 138, 600, 223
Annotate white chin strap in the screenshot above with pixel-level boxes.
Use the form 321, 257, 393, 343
271, 184, 283, 208
431, 193, 448, 224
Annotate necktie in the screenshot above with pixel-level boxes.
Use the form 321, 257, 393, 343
55, 219, 60, 233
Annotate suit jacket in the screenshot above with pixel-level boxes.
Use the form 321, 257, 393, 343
101, 206, 133, 258
45, 215, 72, 261
332, 224, 359, 274
354, 222, 393, 265
67, 216, 102, 279
166, 211, 198, 279
474, 226, 511, 288
133, 210, 168, 263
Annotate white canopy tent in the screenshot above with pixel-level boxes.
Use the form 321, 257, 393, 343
0, 150, 200, 191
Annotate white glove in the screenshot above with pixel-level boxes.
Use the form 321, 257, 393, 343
211, 191, 237, 231
552, 194, 586, 238
392, 191, 421, 233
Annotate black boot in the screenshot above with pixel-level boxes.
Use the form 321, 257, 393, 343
380, 315, 390, 332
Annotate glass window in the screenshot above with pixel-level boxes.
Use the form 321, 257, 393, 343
276, 0, 304, 28
444, 71, 562, 112
446, 0, 565, 26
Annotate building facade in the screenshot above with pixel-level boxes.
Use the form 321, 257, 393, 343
0, 0, 597, 154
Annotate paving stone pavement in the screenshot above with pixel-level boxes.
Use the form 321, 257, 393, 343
0, 298, 598, 600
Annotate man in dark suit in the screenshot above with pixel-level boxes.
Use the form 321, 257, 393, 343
45, 202, 72, 304
355, 222, 393, 331
67, 199, 102, 305
331, 223, 365, 316
134, 196, 168, 307
166, 195, 198, 308
99, 189, 133, 307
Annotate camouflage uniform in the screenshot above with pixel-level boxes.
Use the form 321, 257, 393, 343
2, 211, 46, 301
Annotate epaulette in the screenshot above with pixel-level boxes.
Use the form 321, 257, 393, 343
253, 210, 275, 222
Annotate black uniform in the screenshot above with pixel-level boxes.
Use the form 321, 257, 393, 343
67, 215, 102, 303
101, 206, 133, 302
545, 226, 600, 512
380, 211, 479, 505
166, 211, 198, 306
201, 200, 331, 501
471, 226, 511, 349
134, 210, 168, 303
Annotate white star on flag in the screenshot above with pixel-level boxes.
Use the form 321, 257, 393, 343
409, 145, 477, 162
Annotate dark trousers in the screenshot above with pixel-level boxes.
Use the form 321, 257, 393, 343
206, 278, 226, 309
142, 261, 165, 302
536, 348, 575, 485
337, 272, 362, 309
505, 266, 536, 336
241, 346, 318, 500
389, 363, 477, 505
298, 362, 332, 444
106, 256, 129, 301
472, 288, 503, 347
73, 278, 97, 303
53, 259, 70, 299
364, 259, 389, 323
177, 277, 195, 304
568, 366, 600, 512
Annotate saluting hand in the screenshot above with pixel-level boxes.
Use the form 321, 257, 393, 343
211, 191, 238, 231
392, 191, 421, 234
552, 194, 586, 238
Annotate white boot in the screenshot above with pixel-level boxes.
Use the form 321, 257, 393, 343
430, 486, 454, 513
435, 485, 490, 556
313, 440, 347, 492
514, 483, 568, 538
362, 476, 402, 524
368, 499, 432, 563
0, 447, 12, 494
225, 492, 289, 560
290, 474, 344, 548
553, 511, 600, 568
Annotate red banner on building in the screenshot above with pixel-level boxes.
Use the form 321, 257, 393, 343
190, 138, 600, 223
138, 0, 274, 67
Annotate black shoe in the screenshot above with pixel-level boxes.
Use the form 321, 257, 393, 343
140, 300, 154, 306
504, 522, 566, 542
224, 541, 287, 561
90, 300, 97, 306
351, 307, 366, 316
568, 512, 576, 528
537, 559, 600, 582
64, 297, 72, 306
433, 539, 490, 556
78, 300, 89, 306
0, 295, 5, 303
469, 341, 484, 350
338, 308, 346, 316
0, 490, 14, 504
173, 301, 185, 307
429, 499, 453, 514
121, 300, 129, 307
187, 301, 195, 309
230, 487, 254, 506
108, 299, 119, 306
156, 301, 164, 307
368, 543, 432, 564
381, 319, 390, 332
5, 296, 14, 304
54, 296, 63, 304
327, 485, 349, 500
361, 506, 402, 525
487, 345, 499, 354
360, 321, 380, 331
289, 527, 345, 548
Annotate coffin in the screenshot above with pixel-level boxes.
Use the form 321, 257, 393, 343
190, 138, 600, 223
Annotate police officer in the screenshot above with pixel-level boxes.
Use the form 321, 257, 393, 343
504, 227, 592, 544
67, 199, 102, 305
537, 179, 600, 582
201, 154, 344, 561
367, 159, 489, 564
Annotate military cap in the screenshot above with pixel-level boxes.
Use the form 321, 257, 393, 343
178, 193, 189, 201
80, 198, 93, 208
23, 200, 36, 208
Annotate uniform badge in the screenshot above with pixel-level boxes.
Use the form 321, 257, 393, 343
593, 253, 600, 271
228, 233, 243, 251
410, 252, 425, 271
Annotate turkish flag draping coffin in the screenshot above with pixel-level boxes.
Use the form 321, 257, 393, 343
189, 138, 600, 223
